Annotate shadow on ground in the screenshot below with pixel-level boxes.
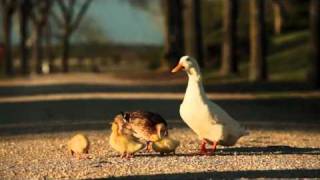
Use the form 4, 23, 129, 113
95, 169, 320, 179
215, 146, 320, 156
0, 81, 315, 97
0, 97, 320, 135
116, 146, 320, 158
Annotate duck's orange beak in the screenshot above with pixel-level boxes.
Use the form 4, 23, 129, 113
171, 63, 183, 73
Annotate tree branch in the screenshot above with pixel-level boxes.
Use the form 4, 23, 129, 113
39, 0, 51, 24
29, 0, 50, 25
0, 0, 8, 7
7, 0, 17, 14
70, 0, 92, 33
68, 0, 76, 21
50, 9, 63, 27
57, 0, 67, 14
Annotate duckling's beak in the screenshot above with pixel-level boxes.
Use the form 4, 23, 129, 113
158, 128, 168, 139
164, 130, 168, 137
171, 63, 183, 73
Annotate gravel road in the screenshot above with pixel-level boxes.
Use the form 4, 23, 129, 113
1, 127, 320, 179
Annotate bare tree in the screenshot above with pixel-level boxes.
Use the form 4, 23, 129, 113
30, 0, 51, 74
45, 20, 55, 73
19, 0, 31, 75
183, 0, 204, 67
309, 0, 320, 88
162, 0, 184, 67
0, 0, 17, 76
249, 0, 267, 82
126, 0, 150, 9
53, 0, 92, 72
220, 0, 238, 76
272, 0, 285, 35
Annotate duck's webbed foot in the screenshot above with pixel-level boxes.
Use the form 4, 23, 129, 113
200, 139, 216, 155
120, 152, 126, 158
199, 139, 208, 155
125, 153, 134, 159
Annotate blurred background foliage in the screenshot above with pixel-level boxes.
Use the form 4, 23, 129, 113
0, 0, 318, 86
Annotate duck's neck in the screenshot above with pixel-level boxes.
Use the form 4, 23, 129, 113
184, 69, 208, 103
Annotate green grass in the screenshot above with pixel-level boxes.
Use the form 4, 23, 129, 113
268, 31, 310, 81
204, 30, 311, 83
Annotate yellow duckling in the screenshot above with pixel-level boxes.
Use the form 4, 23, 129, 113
109, 118, 145, 158
67, 133, 90, 159
152, 136, 180, 155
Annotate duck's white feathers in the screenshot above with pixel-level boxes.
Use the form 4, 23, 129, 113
179, 59, 247, 146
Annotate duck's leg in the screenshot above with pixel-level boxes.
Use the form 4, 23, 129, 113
76, 153, 82, 160
199, 139, 208, 155
146, 141, 153, 152
120, 152, 126, 158
210, 141, 218, 154
125, 153, 133, 159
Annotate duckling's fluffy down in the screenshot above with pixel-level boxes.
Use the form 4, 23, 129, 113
68, 134, 89, 154
109, 122, 145, 154
152, 137, 180, 154
109, 134, 145, 154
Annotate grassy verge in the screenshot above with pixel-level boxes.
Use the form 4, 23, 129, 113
204, 30, 311, 83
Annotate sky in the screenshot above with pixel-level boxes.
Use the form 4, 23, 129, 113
84, 0, 164, 45
1, 0, 164, 46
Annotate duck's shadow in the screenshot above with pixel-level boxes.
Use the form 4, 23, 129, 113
107, 146, 320, 158
127, 146, 320, 157
212, 146, 320, 156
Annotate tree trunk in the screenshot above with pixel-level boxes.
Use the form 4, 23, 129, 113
45, 22, 55, 73
35, 26, 44, 74
273, 0, 282, 35
62, 31, 70, 73
220, 0, 238, 76
3, 12, 14, 76
309, 0, 320, 88
20, 0, 30, 75
249, 0, 267, 82
183, 0, 204, 67
162, 0, 184, 67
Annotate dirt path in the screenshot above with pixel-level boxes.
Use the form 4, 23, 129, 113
0, 73, 319, 179
0, 128, 319, 179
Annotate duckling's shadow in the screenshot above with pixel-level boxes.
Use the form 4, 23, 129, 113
135, 152, 182, 157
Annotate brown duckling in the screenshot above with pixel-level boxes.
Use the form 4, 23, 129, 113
109, 116, 145, 158
121, 111, 169, 151
67, 133, 90, 159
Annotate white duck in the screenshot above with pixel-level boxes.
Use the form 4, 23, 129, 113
171, 56, 248, 154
